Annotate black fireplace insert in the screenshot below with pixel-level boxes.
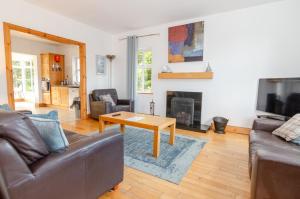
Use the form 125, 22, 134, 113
166, 91, 209, 132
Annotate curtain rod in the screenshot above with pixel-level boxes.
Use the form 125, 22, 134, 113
119, 33, 160, 40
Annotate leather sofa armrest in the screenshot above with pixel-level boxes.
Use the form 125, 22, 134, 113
17, 110, 33, 114
251, 149, 300, 199
252, 118, 285, 132
0, 139, 34, 198
90, 100, 113, 119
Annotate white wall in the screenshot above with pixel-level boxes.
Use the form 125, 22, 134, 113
0, 0, 113, 112
112, 0, 300, 128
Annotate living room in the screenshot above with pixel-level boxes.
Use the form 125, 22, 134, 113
0, 0, 299, 199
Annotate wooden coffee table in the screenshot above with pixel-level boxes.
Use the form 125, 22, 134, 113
99, 111, 176, 158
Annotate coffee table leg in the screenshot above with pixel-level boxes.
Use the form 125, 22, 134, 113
120, 124, 125, 133
169, 123, 176, 145
99, 119, 105, 133
153, 129, 160, 158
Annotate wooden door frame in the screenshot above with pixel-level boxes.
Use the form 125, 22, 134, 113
3, 22, 87, 119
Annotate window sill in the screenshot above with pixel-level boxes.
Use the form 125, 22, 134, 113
137, 92, 153, 95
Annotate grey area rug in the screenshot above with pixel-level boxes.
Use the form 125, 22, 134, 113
89, 126, 207, 184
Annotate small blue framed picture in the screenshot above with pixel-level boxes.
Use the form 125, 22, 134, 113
96, 55, 106, 75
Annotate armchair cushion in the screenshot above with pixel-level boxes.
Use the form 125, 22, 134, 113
92, 89, 118, 104
0, 112, 49, 165
113, 105, 131, 112
99, 94, 116, 106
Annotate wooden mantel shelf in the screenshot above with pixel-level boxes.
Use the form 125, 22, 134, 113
158, 72, 213, 79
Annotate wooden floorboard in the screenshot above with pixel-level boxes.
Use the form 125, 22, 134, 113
62, 119, 250, 199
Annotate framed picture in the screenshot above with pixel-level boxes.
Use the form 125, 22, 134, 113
168, 21, 204, 63
96, 55, 106, 75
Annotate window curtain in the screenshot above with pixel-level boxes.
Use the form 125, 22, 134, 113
127, 36, 138, 103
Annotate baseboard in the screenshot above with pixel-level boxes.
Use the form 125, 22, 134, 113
211, 123, 251, 135
35, 103, 47, 107
46, 104, 70, 110
15, 98, 26, 102
225, 125, 251, 135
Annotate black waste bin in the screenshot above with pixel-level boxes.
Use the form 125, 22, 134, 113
213, 117, 228, 134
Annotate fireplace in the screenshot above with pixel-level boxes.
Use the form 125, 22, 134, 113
166, 91, 209, 132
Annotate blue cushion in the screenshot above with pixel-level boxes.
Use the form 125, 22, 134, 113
291, 137, 300, 145
0, 104, 12, 112
28, 111, 58, 120
30, 117, 69, 152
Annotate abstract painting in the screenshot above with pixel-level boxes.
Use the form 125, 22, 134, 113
168, 21, 204, 63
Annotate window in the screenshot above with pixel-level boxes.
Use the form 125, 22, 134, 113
137, 49, 152, 93
72, 57, 80, 84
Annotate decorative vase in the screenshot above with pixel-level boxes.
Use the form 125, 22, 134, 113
162, 65, 172, 73
206, 62, 212, 72
150, 100, 155, 116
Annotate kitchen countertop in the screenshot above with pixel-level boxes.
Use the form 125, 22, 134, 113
52, 85, 80, 88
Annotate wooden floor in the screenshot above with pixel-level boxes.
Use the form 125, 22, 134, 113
62, 119, 250, 199
16, 102, 77, 123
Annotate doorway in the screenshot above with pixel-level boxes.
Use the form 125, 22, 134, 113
12, 53, 38, 110
3, 22, 87, 119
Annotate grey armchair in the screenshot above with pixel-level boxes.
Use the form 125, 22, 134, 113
89, 89, 134, 119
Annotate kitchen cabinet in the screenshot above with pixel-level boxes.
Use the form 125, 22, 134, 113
41, 53, 65, 84
60, 87, 69, 107
41, 53, 65, 106
42, 92, 51, 105
51, 86, 79, 108
51, 86, 60, 105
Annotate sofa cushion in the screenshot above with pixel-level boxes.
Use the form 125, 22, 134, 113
291, 136, 300, 145
0, 111, 49, 164
0, 104, 11, 111
273, 114, 300, 141
28, 110, 58, 120
30, 117, 69, 152
250, 130, 300, 152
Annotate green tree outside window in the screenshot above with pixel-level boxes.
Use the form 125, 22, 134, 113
137, 49, 152, 93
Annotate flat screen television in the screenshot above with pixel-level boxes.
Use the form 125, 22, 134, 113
256, 78, 300, 118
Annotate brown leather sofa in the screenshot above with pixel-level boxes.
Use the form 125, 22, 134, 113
0, 112, 124, 199
89, 89, 134, 119
249, 118, 300, 199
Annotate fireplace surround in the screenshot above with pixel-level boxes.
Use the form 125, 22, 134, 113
166, 91, 209, 132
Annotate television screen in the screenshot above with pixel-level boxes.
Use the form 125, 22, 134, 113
256, 78, 300, 117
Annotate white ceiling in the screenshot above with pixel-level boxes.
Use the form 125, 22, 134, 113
24, 0, 281, 33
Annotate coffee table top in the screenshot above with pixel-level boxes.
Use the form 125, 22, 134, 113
99, 111, 176, 130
